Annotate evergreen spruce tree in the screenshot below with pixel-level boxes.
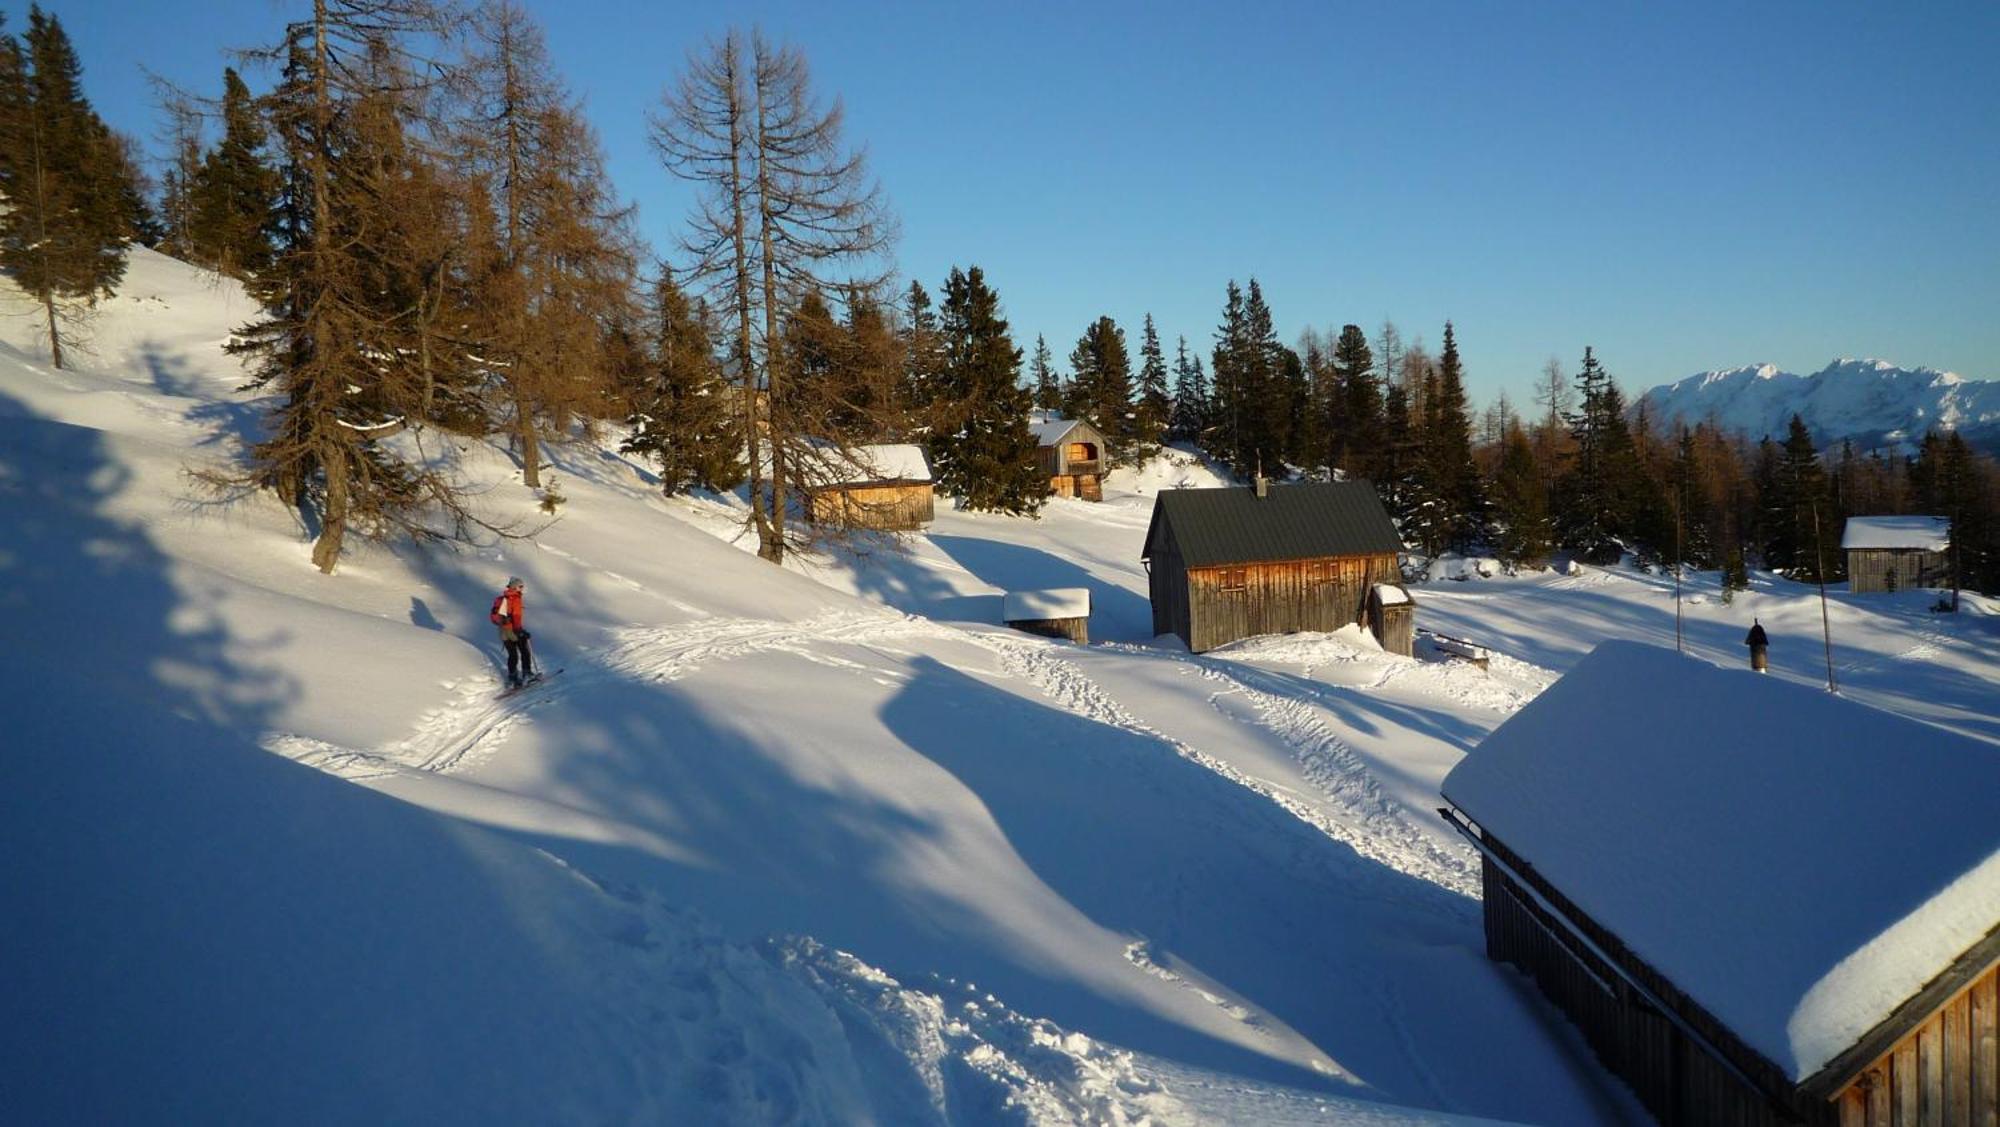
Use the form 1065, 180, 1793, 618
188, 67, 280, 277
1134, 312, 1170, 454
1066, 315, 1134, 460
1240, 280, 1288, 474
1029, 333, 1060, 411
1765, 414, 1831, 579
1330, 324, 1376, 478
1206, 281, 1248, 469
1429, 322, 1485, 549
622, 270, 744, 493
1169, 335, 1207, 443
1379, 378, 1420, 537
1554, 346, 1639, 563
900, 280, 943, 431
0, 7, 139, 369
928, 266, 1042, 513
1490, 420, 1552, 568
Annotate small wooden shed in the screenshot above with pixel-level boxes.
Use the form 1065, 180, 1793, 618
1842, 516, 1951, 593
1032, 417, 1108, 501
1141, 479, 1405, 653
1002, 588, 1091, 643
1368, 584, 1416, 657
1440, 642, 2000, 1127
802, 443, 934, 531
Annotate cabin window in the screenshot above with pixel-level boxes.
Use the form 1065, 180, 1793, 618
1219, 567, 1247, 592
1066, 442, 1097, 462
1306, 560, 1331, 586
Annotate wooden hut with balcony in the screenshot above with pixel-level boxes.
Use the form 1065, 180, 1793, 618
1032, 417, 1108, 501
1141, 478, 1406, 653
1440, 641, 2000, 1127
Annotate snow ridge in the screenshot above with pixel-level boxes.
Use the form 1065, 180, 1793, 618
1637, 357, 2000, 451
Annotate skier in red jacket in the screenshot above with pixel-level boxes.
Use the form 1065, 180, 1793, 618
491, 576, 537, 689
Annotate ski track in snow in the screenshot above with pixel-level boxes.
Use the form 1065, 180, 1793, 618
268, 600, 1490, 907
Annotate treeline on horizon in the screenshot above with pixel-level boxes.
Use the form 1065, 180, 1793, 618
2, 0, 1996, 591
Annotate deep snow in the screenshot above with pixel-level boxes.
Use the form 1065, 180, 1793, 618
5, 248, 1996, 1124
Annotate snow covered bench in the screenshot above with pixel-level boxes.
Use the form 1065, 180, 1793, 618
1425, 630, 1490, 669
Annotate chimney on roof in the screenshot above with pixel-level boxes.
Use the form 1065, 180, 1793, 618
1254, 453, 1268, 498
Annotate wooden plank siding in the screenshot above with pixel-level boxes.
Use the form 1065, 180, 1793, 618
805, 483, 935, 531
1181, 553, 1398, 653
1005, 617, 1088, 644
1848, 548, 1951, 594
1830, 963, 2000, 1127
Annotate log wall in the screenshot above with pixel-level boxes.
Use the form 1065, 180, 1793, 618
1848, 549, 1951, 594
1831, 963, 1998, 1127
1181, 553, 1398, 653
806, 483, 934, 531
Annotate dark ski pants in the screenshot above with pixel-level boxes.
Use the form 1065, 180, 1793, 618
505, 635, 535, 683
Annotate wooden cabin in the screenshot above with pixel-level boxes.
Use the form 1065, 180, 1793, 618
1002, 588, 1091, 644
802, 443, 935, 531
1440, 642, 2000, 1127
1141, 479, 1405, 653
1032, 417, 1108, 501
1842, 516, 1951, 593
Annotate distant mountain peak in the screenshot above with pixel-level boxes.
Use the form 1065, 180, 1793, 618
1638, 358, 1999, 453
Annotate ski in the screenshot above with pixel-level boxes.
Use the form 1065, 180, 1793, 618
495, 668, 563, 701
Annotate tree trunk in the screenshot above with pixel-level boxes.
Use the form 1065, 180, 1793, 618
517, 390, 540, 488
312, 438, 348, 574
43, 293, 63, 371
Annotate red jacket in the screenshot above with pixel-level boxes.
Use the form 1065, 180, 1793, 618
491, 588, 525, 633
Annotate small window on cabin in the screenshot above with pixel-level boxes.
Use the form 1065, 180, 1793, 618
1307, 561, 1332, 586
1219, 567, 1247, 592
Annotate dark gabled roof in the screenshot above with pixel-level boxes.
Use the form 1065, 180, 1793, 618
1142, 481, 1402, 567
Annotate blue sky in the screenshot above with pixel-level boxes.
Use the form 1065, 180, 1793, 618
38, 0, 2000, 408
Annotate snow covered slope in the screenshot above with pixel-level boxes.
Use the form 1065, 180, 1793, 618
8, 248, 1995, 1124
1636, 358, 2000, 451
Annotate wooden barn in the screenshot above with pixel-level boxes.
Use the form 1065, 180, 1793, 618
1141, 479, 1407, 654
1440, 641, 2000, 1127
1843, 516, 1952, 594
1032, 417, 1108, 501
802, 444, 934, 531
1002, 588, 1091, 643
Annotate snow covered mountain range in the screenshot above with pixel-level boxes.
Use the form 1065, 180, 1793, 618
1636, 359, 2000, 453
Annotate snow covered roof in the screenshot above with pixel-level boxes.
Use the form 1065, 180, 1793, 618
1030, 417, 1082, 446
1373, 584, 1411, 607
1441, 641, 2000, 1084
1841, 515, 1950, 552
815, 444, 932, 486
1002, 588, 1091, 621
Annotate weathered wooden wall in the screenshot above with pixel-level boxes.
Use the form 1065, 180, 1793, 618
1832, 962, 1998, 1127
1368, 594, 1415, 657
1848, 549, 1951, 594
1005, 616, 1088, 644
807, 483, 934, 530
1180, 553, 1398, 653
1036, 422, 1107, 477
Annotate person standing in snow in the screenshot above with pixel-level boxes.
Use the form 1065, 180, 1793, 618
1745, 618, 1769, 673
491, 576, 537, 688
